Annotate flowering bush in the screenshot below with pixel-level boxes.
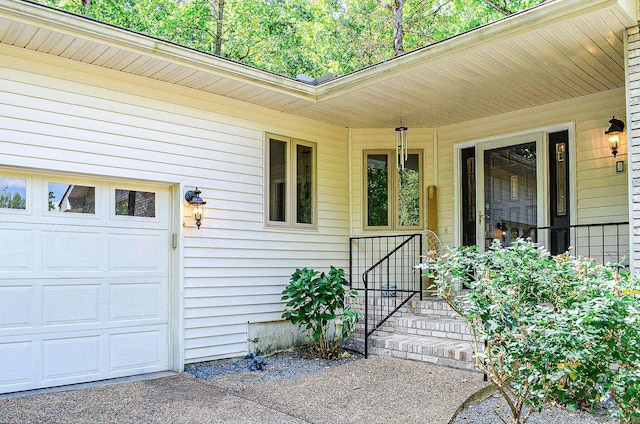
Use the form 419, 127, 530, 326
419, 239, 640, 424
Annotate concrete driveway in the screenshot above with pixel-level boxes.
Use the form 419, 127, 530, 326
0, 356, 488, 424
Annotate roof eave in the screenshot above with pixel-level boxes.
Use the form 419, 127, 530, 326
0, 0, 319, 101
316, 0, 637, 99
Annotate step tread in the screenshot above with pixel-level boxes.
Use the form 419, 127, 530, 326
368, 333, 476, 367
370, 333, 472, 349
398, 315, 466, 323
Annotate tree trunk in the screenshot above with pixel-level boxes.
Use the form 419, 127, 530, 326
376, 0, 405, 57
392, 0, 404, 56
81, 0, 91, 15
212, 0, 225, 55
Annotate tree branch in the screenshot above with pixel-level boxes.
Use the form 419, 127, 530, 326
375, 0, 393, 11
484, 0, 513, 15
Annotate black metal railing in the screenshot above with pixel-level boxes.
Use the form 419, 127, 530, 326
531, 222, 629, 268
349, 234, 422, 358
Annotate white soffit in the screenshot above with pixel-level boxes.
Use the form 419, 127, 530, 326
0, 0, 635, 128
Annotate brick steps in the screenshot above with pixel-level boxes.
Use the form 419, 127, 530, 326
350, 296, 479, 372
394, 315, 472, 340
368, 334, 476, 371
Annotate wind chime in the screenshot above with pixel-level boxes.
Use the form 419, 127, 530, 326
395, 119, 408, 170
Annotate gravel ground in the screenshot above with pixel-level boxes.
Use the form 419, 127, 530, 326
454, 392, 618, 424
186, 346, 363, 385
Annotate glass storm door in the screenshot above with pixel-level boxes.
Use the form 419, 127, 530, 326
476, 138, 542, 252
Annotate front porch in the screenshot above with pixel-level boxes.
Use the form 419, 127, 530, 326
347, 219, 630, 368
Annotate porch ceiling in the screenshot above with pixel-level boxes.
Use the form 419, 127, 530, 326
0, 0, 635, 129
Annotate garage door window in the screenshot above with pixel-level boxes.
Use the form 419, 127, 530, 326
48, 183, 95, 214
115, 189, 156, 217
0, 178, 26, 209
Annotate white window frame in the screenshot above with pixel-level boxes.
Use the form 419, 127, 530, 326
265, 134, 317, 230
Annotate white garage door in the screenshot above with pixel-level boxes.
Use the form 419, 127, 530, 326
0, 172, 171, 394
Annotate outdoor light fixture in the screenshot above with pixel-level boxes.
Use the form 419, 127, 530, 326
496, 222, 508, 242
395, 119, 408, 170
185, 187, 206, 229
605, 116, 625, 158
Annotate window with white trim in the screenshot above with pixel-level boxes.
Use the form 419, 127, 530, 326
266, 134, 316, 228
364, 150, 423, 230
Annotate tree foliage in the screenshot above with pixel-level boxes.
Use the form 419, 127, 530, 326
0, 186, 25, 209
35, 0, 545, 78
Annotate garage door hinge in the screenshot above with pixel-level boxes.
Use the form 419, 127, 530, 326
172, 233, 177, 249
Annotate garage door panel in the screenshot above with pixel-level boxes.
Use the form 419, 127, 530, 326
0, 340, 35, 386
43, 336, 101, 380
0, 286, 32, 329
42, 284, 101, 326
110, 282, 161, 321
109, 327, 168, 372
0, 228, 33, 271
43, 230, 103, 271
109, 233, 165, 271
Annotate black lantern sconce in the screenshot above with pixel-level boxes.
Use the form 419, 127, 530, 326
605, 116, 625, 158
185, 187, 206, 229
496, 222, 508, 242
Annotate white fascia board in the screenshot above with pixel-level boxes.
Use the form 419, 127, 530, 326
316, 0, 635, 100
0, 0, 318, 101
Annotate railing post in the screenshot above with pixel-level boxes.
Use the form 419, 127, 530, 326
364, 272, 368, 359
419, 233, 423, 300
349, 238, 353, 289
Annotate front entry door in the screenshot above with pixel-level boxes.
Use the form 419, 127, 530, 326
460, 131, 572, 252
475, 135, 543, 252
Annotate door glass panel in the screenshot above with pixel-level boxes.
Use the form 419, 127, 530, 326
367, 154, 389, 227
549, 130, 570, 255
484, 142, 536, 249
48, 183, 95, 214
0, 178, 26, 209
115, 189, 156, 217
461, 148, 476, 246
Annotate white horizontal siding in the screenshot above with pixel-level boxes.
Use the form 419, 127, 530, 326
0, 46, 350, 363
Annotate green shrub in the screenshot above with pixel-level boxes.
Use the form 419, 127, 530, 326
420, 239, 640, 424
281, 266, 362, 359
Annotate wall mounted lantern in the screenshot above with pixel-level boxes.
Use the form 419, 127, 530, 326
605, 116, 625, 158
185, 187, 206, 229
395, 119, 408, 170
496, 221, 508, 242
